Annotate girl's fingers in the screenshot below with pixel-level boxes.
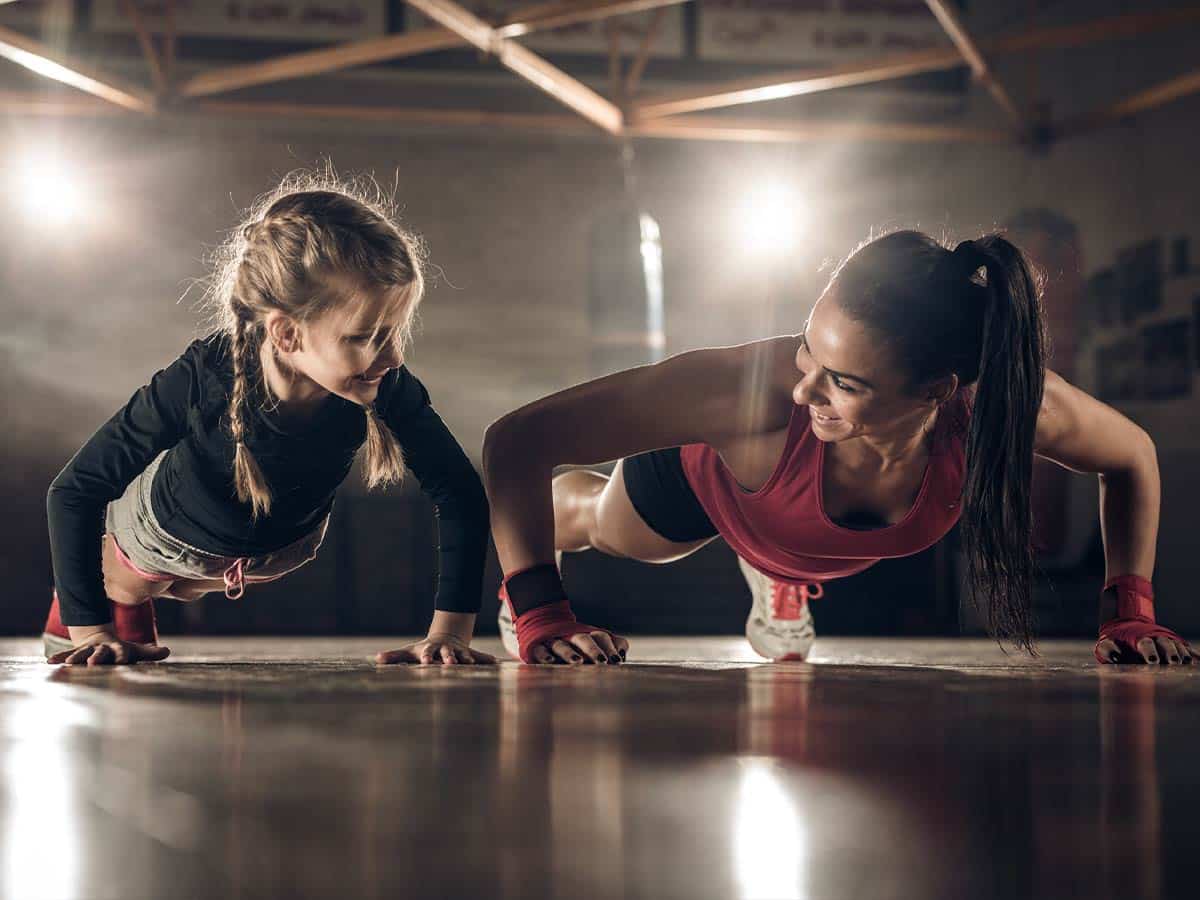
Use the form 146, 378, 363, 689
87, 644, 113, 667
471, 649, 498, 665
139, 643, 170, 662
47, 650, 73, 665
375, 648, 417, 664
419, 645, 436, 665
551, 639, 584, 665
65, 645, 94, 666
454, 647, 474, 665
439, 645, 457, 665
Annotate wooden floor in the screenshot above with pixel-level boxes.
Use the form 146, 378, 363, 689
1, 636, 1196, 900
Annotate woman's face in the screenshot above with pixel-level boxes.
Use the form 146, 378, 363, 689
793, 295, 943, 443
288, 280, 414, 406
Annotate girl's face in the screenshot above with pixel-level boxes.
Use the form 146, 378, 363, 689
793, 295, 945, 444
287, 280, 414, 406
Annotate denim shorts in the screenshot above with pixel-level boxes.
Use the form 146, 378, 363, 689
104, 452, 329, 599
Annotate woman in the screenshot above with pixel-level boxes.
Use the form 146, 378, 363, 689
482, 230, 1191, 667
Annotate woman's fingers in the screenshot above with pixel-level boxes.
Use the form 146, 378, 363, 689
531, 644, 557, 664
439, 645, 458, 666
568, 633, 607, 664
1136, 637, 1159, 664
551, 639, 585, 665
1096, 638, 1121, 664
590, 632, 621, 664
1156, 637, 1182, 665
470, 648, 498, 665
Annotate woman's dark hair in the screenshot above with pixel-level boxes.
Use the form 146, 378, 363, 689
828, 230, 1047, 653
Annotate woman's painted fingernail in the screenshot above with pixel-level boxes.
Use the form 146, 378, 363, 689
571, 655, 581, 662
1170, 655, 1180, 663
1147, 655, 1158, 663
1109, 652, 1120, 663
609, 655, 620, 664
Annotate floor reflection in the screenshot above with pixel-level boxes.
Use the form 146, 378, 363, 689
0, 638, 1194, 900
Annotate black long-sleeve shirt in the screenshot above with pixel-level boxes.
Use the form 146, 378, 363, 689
47, 334, 489, 626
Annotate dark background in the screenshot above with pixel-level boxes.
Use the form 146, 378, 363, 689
2, 0, 1197, 639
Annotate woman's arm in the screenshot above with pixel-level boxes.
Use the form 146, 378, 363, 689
482, 337, 799, 575
1032, 368, 1159, 588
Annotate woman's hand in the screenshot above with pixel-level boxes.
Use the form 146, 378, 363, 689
375, 632, 497, 666
48, 633, 170, 666
526, 630, 629, 665
1095, 621, 1195, 665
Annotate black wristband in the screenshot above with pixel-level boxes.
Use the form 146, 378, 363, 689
504, 564, 567, 616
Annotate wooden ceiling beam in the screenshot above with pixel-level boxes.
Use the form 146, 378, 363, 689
1058, 66, 1200, 138
180, 0, 686, 99
923, 0, 1021, 127
404, 0, 624, 133
634, 6, 1200, 120
0, 24, 155, 112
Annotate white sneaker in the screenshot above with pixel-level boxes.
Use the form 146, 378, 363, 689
497, 592, 521, 660
739, 557, 819, 661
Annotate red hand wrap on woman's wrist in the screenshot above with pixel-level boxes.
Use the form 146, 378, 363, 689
501, 564, 610, 663
1095, 574, 1186, 664
1103, 574, 1155, 620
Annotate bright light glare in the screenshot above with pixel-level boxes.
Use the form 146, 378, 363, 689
736, 182, 800, 257
10, 147, 88, 227
733, 759, 806, 900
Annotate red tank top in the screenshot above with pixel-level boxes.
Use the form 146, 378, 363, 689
679, 389, 972, 585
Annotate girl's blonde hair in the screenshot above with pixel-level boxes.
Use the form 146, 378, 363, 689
202, 171, 426, 518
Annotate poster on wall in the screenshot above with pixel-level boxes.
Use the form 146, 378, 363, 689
1141, 319, 1192, 401
1096, 337, 1141, 405
697, 0, 951, 65
0, 0, 74, 29
92, 1, 388, 41
406, 1, 686, 58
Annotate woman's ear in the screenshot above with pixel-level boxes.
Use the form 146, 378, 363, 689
926, 373, 959, 406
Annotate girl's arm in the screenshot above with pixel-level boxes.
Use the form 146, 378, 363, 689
376, 367, 490, 644
1032, 368, 1159, 590
47, 342, 202, 639
482, 337, 799, 578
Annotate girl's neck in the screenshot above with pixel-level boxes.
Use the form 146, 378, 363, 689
259, 343, 330, 418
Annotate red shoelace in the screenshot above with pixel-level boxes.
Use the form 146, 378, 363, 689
770, 581, 824, 619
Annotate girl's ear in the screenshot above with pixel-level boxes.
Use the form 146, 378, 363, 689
265, 311, 301, 354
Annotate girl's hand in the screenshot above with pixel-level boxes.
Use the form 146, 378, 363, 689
48, 635, 170, 666
375, 633, 497, 666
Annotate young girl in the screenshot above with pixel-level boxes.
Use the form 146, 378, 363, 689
44, 177, 494, 667
483, 230, 1194, 667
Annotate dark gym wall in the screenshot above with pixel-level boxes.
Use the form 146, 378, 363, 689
3, 8, 1198, 636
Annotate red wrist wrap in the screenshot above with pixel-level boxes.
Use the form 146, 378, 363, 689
1103, 574, 1155, 620
511, 600, 599, 663
500, 565, 610, 663
1095, 574, 1186, 664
